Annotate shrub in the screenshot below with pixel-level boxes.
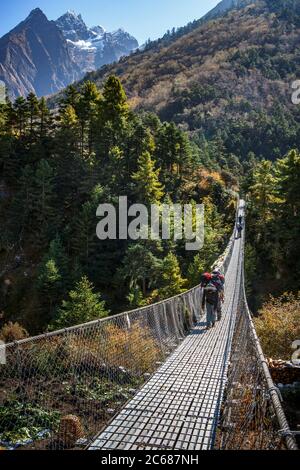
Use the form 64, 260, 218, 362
254, 293, 300, 360
0, 322, 29, 343
100, 322, 162, 374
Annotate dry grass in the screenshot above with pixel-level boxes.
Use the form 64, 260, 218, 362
254, 292, 300, 360
0, 322, 29, 342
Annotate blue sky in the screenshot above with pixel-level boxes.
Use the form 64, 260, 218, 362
1, 0, 220, 44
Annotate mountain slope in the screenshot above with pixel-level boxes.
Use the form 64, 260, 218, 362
202, 0, 258, 21
0, 9, 80, 99
67, 0, 300, 160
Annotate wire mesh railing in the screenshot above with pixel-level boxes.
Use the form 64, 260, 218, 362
216, 230, 298, 450
0, 277, 206, 449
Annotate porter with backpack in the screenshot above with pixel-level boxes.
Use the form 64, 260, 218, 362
202, 281, 219, 329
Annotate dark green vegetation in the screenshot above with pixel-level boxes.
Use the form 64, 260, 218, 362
0, 379, 139, 445
281, 383, 300, 447
1, 0, 300, 336
244, 152, 300, 309
0, 77, 235, 335
0, 400, 60, 444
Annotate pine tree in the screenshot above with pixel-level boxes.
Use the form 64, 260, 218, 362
127, 285, 145, 308
274, 149, 300, 281
158, 253, 186, 299
102, 76, 128, 124
32, 159, 56, 245
37, 259, 62, 320
276, 149, 300, 217
38, 97, 51, 139
94, 76, 129, 157
50, 276, 109, 329
36, 236, 69, 323
119, 243, 162, 296
3, 98, 17, 134
155, 122, 193, 196
26, 92, 39, 139
46, 236, 69, 276
0, 103, 6, 132
73, 185, 104, 265
12, 165, 35, 237
187, 254, 206, 288
249, 160, 277, 222
60, 84, 80, 110
125, 118, 156, 176
132, 151, 164, 204
13, 97, 29, 136
76, 81, 101, 156
155, 122, 192, 174
60, 104, 78, 129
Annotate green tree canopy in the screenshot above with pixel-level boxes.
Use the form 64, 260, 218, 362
132, 151, 164, 204
50, 276, 109, 330
158, 253, 187, 299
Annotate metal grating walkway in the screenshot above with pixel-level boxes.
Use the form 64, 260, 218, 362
89, 207, 244, 451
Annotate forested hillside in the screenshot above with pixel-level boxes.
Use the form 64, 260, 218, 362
1, 0, 300, 337
244, 151, 300, 308
49, 0, 300, 314
51, 0, 300, 163
0, 78, 236, 336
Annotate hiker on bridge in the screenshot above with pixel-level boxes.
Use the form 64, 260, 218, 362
211, 270, 225, 321
236, 222, 243, 239
202, 280, 219, 330
201, 270, 225, 327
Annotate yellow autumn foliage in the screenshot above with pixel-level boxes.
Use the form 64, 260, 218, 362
254, 293, 300, 360
101, 322, 162, 374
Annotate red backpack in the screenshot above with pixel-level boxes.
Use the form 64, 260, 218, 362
201, 272, 212, 287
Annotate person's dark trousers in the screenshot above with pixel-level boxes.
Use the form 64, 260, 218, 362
205, 302, 216, 327
217, 298, 222, 320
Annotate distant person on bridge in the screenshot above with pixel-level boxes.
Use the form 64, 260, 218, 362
202, 280, 219, 330
236, 222, 243, 239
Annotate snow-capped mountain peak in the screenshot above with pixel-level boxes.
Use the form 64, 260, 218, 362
90, 25, 106, 36
56, 11, 91, 41
55, 12, 138, 73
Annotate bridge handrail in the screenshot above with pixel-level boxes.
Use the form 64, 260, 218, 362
2, 283, 201, 348
241, 248, 298, 450
216, 200, 298, 450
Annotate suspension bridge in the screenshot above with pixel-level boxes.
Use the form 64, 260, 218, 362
0, 200, 298, 450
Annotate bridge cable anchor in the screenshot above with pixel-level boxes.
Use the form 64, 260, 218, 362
268, 385, 284, 403
278, 428, 300, 437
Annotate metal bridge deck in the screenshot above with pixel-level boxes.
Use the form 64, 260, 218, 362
89, 210, 244, 451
